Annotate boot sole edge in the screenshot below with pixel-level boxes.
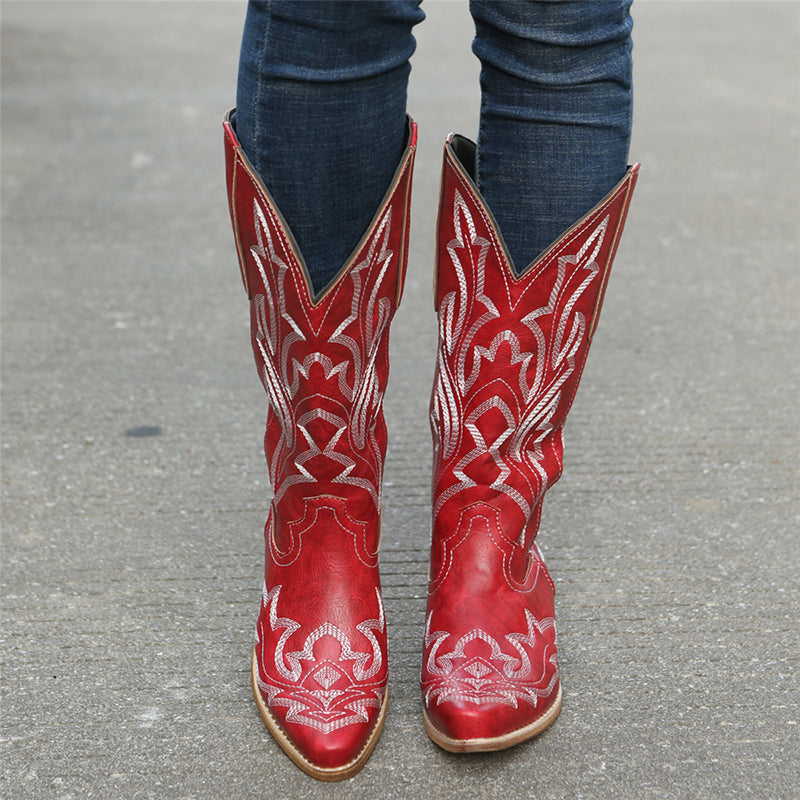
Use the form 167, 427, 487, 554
422, 683, 562, 753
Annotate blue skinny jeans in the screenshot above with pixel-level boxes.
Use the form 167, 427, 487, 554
236, 1, 633, 293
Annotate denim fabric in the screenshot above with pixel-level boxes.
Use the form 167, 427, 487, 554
471, 1, 633, 270
236, 1, 424, 293
236, 0, 632, 289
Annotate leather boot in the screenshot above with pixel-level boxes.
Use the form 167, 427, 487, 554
422, 133, 638, 752
224, 111, 417, 780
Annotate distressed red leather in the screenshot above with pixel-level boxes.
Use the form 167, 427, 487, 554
423, 134, 638, 750
224, 111, 416, 779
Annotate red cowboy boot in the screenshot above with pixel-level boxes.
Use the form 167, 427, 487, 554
224, 111, 416, 780
422, 134, 638, 752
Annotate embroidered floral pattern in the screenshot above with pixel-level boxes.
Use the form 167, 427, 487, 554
431, 189, 611, 522
248, 196, 397, 509
256, 585, 386, 734
422, 608, 559, 708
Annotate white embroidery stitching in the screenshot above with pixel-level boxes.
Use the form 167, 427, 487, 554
249, 198, 396, 510
431, 190, 609, 521
257, 585, 386, 733
422, 610, 559, 708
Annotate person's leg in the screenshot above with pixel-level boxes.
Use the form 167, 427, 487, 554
226, 1, 423, 780
236, 0, 424, 294
421, 1, 639, 752
470, 0, 633, 270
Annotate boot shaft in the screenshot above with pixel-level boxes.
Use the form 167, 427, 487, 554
224, 112, 417, 529
431, 134, 639, 551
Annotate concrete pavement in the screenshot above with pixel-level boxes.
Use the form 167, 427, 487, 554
2, 2, 798, 798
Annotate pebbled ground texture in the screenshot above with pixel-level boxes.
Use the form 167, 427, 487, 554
2, 2, 798, 799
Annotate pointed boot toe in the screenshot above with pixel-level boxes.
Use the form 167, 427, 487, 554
423, 685, 561, 753
252, 648, 388, 780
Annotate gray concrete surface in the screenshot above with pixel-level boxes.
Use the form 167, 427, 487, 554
2, 2, 798, 799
